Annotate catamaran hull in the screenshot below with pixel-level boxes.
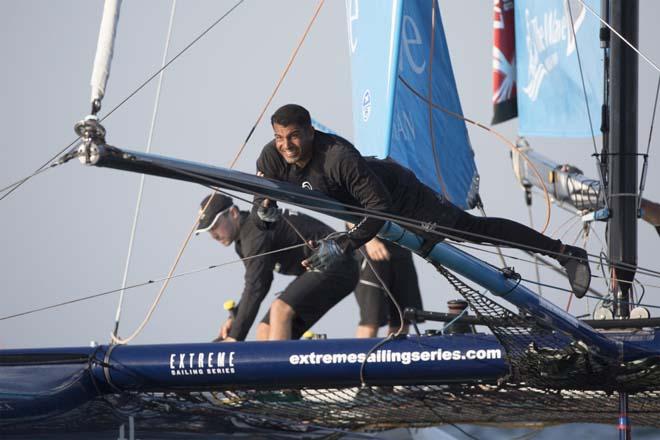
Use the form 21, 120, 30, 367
0, 334, 507, 425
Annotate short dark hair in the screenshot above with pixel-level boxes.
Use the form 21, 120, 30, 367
271, 104, 311, 127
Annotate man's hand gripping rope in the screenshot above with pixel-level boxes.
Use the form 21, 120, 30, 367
302, 232, 348, 272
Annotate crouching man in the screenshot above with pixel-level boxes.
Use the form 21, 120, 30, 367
196, 193, 358, 341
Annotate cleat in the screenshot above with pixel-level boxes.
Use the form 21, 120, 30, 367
557, 245, 591, 298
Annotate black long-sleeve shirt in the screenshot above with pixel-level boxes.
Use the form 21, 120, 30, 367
256, 130, 457, 251
230, 210, 333, 340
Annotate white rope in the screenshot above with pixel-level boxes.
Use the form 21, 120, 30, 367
112, 0, 177, 341
111, 0, 325, 345
91, 0, 122, 104
577, 0, 660, 74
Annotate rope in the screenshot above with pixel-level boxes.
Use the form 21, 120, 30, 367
426, 1, 450, 201
111, 0, 325, 345
207, 180, 660, 302
0, 243, 307, 322
0, 165, 57, 196
566, 0, 609, 211
638, 73, 660, 205
0, 0, 246, 203
222, 189, 404, 356
577, 0, 660, 74
525, 197, 543, 296
180, 164, 660, 280
397, 74, 553, 234
477, 203, 507, 268
113, 0, 177, 341
227, 0, 325, 169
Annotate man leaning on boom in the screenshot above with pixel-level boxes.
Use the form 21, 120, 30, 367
253, 104, 592, 308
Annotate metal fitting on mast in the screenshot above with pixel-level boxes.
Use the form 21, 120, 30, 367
74, 115, 107, 165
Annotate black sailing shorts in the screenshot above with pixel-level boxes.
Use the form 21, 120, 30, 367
354, 251, 422, 327
260, 256, 359, 338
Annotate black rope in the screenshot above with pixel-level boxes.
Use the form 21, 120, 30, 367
0, 243, 306, 322
449, 424, 481, 440
644, 74, 660, 158
0, 165, 57, 195
566, 0, 601, 158
0, 0, 245, 203
210, 184, 409, 379
189, 166, 660, 280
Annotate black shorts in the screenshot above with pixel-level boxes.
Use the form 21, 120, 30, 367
354, 250, 422, 327
261, 257, 359, 339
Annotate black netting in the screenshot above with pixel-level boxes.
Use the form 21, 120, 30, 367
4, 387, 660, 436
433, 264, 660, 393
4, 266, 660, 436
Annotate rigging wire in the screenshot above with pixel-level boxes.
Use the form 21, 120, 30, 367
521, 276, 660, 310
448, 424, 481, 440
213, 186, 408, 381
0, 166, 57, 196
263, 1, 451, 379
113, 0, 177, 341
227, 0, 326, 169
0, 0, 246, 203
0, 243, 308, 322
522, 191, 542, 296
477, 203, 507, 269
7, 233, 659, 324
210, 186, 407, 354
577, 0, 660, 74
198, 170, 660, 298
111, 0, 326, 345
425, 1, 450, 201
356, 246, 406, 386
397, 74, 553, 234
171, 163, 660, 279
638, 73, 660, 205
566, 0, 609, 210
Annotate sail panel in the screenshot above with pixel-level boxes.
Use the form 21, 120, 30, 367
389, 0, 478, 209
347, 0, 479, 209
345, 0, 402, 158
515, 0, 603, 137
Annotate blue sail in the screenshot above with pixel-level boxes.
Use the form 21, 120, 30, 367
346, 0, 479, 210
515, 0, 603, 137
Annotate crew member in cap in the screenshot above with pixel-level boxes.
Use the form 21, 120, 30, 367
196, 193, 359, 341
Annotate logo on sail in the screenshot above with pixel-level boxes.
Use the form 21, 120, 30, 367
361, 89, 371, 122
302, 181, 313, 190
522, 3, 586, 101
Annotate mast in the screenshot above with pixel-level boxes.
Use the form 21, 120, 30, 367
607, 0, 638, 320
607, 1, 638, 439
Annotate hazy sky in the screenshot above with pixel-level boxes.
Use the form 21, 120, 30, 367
1, 0, 659, 350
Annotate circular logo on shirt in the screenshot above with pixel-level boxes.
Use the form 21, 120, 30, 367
362, 89, 371, 122
302, 181, 313, 190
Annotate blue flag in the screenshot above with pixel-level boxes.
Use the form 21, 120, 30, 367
515, 0, 603, 137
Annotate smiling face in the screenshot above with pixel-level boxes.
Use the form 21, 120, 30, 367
208, 207, 240, 246
272, 122, 314, 168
